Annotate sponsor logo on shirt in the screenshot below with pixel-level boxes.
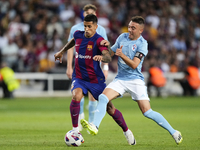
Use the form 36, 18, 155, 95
87, 45, 93, 51
75, 52, 91, 59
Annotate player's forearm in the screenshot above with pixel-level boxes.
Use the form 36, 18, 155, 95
108, 46, 115, 57
120, 54, 138, 69
59, 38, 75, 54
101, 53, 112, 63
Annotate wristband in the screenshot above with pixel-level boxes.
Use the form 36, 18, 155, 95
103, 65, 109, 71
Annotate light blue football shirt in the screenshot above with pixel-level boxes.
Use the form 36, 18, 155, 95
111, 33, 148, 81
68, 22, 108, 41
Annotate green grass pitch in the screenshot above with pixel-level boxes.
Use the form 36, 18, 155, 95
0, 96, 200, 150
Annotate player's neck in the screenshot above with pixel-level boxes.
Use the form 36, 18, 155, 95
85, 32, 96, 38
129, 35, 140, 41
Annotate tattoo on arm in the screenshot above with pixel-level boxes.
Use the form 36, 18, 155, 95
60, 38, 75, 53
101, 50, 112, 63
64, 39, 75, 51
108, 45, 114, 57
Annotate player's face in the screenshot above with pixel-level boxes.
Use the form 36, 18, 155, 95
83, 9, 96, 17
128, 21, 143, 40
84, 21, 98, 38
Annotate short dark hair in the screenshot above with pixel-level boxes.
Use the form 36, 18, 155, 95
84, 14, 98, 24
83, 4, 97, 12
131, 16, 145, 25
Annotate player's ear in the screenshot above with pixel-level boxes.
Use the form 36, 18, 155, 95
139, 25, 144, 33
83, 12, 86, 17
95, 24, 98, 30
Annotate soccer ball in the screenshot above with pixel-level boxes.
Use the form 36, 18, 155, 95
64, 130, 84, 147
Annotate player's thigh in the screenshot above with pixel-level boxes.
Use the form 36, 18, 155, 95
89, 82, 106, 100
106, 79, 126, 98
88, 92, 96, 101
103, 88, 120, 101
72, 88, 84, 101
71, 78, 88, 100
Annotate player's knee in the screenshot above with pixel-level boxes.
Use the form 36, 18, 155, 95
143, 108, 153, 118
72, 93, 83, 101
98, 94, 109, 104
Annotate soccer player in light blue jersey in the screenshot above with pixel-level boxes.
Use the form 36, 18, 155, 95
81, 16, 183, 145
66, 4, 109, 130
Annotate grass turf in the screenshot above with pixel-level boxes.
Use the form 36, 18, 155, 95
0, 96, 200, 150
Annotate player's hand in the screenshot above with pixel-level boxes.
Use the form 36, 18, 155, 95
66, 67, 73, 79
115, 46, 123, 57
54, 52, 63, 63
93, 55, 102, 61
100, 40, 110, 47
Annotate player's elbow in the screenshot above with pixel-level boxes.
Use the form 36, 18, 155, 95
131, 64, 138, 70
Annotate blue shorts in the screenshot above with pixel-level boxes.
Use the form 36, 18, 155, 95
71, 78, 106, 100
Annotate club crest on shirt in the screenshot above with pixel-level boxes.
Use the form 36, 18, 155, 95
87, 45, 93, 51
132, 44, 137, 51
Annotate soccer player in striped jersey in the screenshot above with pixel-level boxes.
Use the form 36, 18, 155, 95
66, 4, 109, 130
54, 14, 136, 145
81, 16, 183, 145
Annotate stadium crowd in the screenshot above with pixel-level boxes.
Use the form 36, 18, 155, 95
0, 0, 200, 74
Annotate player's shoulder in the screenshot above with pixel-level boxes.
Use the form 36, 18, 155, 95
138, 35, 147, 44
117, 33, 129, 41
74, 30, 84, 37
94, 33, 104, 44
95, 32, 103, 38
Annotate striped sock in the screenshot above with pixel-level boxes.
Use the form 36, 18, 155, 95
110, 109, 128, 132
70, 99, 80, 128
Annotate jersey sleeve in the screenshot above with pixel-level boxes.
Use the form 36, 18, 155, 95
73, 30, 80, 40
96, 37, 108, 52
137, 40, 148, 56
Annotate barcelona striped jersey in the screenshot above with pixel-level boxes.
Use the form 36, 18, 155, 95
72, 30, 108, 84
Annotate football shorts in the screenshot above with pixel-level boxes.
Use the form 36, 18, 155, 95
71, 78, 106, 100
106, 79, 150, 101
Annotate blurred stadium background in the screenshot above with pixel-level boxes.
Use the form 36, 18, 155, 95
0, 0, 200, 97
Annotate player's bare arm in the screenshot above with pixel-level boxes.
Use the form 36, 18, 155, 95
93, 50, 112, 63
115, 45, 141, 69
61, 38, 75, 53
100, 40, 114, 57
108, 45, 115, 57
54, 38, 75, 63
